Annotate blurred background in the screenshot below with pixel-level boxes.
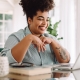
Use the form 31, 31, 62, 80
0, 0, 80, 63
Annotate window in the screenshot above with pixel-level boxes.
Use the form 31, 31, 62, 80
0, 11, 13, 48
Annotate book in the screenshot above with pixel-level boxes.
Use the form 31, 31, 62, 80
7, 73, 52, 80
9, 65, 53, 76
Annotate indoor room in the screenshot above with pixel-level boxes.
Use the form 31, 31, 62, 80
0, 0, 80, 79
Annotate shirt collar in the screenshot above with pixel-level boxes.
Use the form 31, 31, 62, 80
24, 26, 32, 35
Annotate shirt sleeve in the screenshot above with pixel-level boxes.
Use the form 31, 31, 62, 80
44, 33, 60, 63
1, 35, 20, 63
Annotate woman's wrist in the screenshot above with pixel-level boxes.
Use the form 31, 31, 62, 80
25, 34, 34, 42
50, 38, 54, 44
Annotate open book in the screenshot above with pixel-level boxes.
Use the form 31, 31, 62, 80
9, 65, 54, 76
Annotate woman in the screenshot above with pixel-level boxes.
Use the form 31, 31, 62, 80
1, 0, 70, 66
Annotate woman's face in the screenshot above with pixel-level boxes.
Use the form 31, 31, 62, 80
28, 11, 49, 36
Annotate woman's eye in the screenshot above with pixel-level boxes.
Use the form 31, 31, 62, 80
47, 19, 49, 21
37, 18, 49, 22
38, 18, 43, 20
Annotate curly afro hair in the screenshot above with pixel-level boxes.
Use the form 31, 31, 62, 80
19, 0, 55, 20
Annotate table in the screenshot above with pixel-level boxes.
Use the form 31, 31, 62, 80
0, 69, 80, 80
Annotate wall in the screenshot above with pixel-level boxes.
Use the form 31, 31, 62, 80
0, 0, 13, 12
13, 4, 27, 32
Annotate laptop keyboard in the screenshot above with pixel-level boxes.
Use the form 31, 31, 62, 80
59, 63, 73, 67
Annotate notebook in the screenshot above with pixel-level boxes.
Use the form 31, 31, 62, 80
52, 53, 80, 71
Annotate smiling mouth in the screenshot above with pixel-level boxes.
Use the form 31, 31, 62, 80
39, 26, 46, 31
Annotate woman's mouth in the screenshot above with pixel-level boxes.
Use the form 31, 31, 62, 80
39, 26, 46, 31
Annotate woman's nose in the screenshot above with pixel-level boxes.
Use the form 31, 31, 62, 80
42, 20, 48, 26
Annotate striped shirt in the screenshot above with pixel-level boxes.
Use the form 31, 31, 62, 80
1, 27, 58, 66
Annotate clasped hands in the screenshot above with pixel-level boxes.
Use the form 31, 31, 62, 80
32, 35, 53, 52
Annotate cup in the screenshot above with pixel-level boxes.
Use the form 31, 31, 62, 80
0, 56, 9, 77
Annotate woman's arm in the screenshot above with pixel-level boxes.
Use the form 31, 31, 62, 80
40, 36, 70, 63
50, 39, 70, 63
11, 34, 32, 63
11, 34, 45, 63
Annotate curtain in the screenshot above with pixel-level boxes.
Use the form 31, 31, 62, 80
75, 0, 80, 58
54, 0, 76, 63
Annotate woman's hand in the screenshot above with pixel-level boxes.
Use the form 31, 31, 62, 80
31, 35, 46, 52
40, 36, 53, 45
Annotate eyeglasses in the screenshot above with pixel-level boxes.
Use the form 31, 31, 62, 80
10, 62, 34, 67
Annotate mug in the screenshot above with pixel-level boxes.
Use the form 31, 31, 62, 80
0, 56, 9, 77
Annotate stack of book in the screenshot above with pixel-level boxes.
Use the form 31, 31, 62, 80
9, 65, 53, 76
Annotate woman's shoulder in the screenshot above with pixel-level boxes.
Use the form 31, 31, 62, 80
12, 29, 25, 36
44, 33, 56, 38
9, 27, 27, 40
44, 33, 58, 42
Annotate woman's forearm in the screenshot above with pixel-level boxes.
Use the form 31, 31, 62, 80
11, 34, 33, 63
50, 39, 70, 63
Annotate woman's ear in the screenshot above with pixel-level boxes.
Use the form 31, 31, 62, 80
28, 17, 32, 25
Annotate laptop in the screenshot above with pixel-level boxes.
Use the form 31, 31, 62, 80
52, 53, 80, 71
72, 69, 80, 80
